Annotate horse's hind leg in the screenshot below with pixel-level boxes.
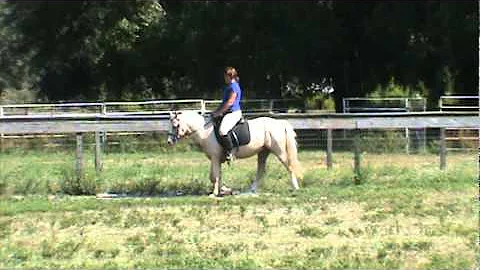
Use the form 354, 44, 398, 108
250, 150, 269, 193
289, 170, 300, 190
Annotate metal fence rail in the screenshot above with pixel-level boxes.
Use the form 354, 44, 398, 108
0, 98, 323, 146
439, 95, 480, 112
1, 111, 477, 133
342, 97, 428, 154
0, 98, 309, 118
342, 97, 427, 113
439, 95, 480, 151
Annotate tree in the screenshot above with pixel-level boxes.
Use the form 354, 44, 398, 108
1, 1, 166, 101
0, 1, 476, 111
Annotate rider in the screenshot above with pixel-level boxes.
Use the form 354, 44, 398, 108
212, 66, 243, 161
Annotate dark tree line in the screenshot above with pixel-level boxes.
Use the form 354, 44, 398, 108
0, 1, 477, 110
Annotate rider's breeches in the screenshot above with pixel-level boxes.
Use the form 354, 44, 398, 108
219, 110, 242, 135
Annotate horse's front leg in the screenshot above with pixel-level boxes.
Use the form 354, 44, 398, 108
210, 159, 222, 196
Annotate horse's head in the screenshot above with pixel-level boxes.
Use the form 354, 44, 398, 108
167, 110, 204, 145
167, 111, 182, 145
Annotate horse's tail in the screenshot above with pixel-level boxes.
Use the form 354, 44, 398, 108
284, 121, 303, 181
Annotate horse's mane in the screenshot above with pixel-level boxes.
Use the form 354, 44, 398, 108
178, 110, 203, 119
176, 110, 207, 127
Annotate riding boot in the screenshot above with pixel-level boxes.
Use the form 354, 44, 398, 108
220, 134, 234, 162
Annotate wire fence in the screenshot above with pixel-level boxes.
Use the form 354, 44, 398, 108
0, 97, 477, 181
0, 128, 475, 192
1, 96, 478, 154
439, 95, 480, 152
0, 114, 476, 197
0, 127, 473, 154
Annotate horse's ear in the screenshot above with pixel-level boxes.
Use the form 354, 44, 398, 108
169, 111, 179, 121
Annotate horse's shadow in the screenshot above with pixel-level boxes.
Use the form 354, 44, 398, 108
95, 188, 254, 199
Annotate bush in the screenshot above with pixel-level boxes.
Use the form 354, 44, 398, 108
359, 131, 407, 153
0, 88, 39, 105
305, 94, 336, 111
59, 167, 98, 195
368, 77, 424, 100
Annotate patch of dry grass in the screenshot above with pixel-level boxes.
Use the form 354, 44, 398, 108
0, 150, 476, 268
1, 189, 476, 269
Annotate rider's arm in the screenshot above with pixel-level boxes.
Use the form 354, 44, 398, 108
214, 91, 237, 116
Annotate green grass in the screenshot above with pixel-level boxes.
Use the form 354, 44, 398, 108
0, 148, 477, 269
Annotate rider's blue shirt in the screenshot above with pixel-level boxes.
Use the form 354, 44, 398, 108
223, 81, 242, 112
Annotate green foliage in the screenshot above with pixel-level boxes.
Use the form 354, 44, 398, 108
0, 218, 12, 238
0, 2, 476, 106
59, 166, 98, 196
1, 149, 475, 201
427, 253, 473, 269
1, 1, 167, 100
369, 77, 424, 99
322, 97, 336, 111
126, 234, 146, 254
305, 94, 336, 111
0, 88, 39, 104
296, 225, 328, 238
359, 131, 408, 153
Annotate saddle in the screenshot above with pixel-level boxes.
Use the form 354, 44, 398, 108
213, 116, 251, 149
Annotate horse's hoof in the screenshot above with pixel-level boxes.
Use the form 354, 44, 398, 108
209, 193, 224, 199
220, 186, 233, 196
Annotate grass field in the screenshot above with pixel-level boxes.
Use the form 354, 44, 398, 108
0, 147, 477, 269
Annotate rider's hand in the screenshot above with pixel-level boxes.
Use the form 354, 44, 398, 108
212, 111, 221, 118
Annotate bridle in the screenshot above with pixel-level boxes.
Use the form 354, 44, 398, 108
168, 112, 181, 144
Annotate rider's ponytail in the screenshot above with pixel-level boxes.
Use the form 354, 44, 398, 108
225, 67, 240, 82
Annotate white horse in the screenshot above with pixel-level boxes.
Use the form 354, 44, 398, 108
167, 110, 303, 196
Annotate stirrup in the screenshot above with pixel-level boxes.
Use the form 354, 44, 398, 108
225, 151, 234, 163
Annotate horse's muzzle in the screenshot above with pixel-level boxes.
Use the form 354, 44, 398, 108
167, 133, 178, 145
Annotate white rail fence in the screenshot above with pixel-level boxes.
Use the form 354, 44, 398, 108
0, 98, 306, 141
0, 99, 308, 117
342, 97, 427, 113
342, 97, 428, 154
439, 95, 479, 112
439, 95, 480, 151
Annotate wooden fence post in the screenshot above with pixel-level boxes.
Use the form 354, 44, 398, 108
269, 100, 274, 113
102, 131, 108, 152
326, 129, 333, 169
0, 106, 3, 152
405, 127, 410, 155
440, 128, 447, 170
95, 131, 103, 174
353, 130, 362, 184
76, 133, 84, 180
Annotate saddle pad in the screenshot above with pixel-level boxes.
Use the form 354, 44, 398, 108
214, 118, 251, 147
230, 120, 251, 147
